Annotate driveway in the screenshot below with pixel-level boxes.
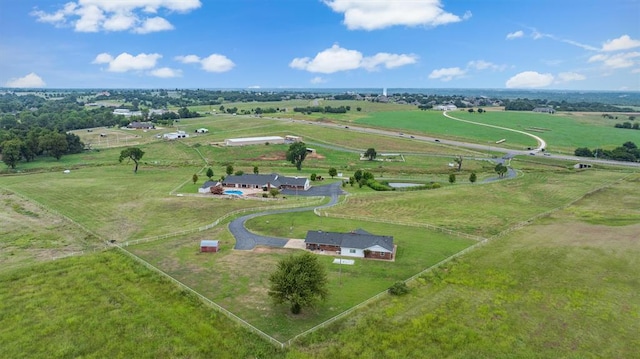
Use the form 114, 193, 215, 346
230, 182, 345, 250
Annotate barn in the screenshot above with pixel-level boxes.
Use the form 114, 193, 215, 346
200, 240, 219, 253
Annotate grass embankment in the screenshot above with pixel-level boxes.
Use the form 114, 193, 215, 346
323, 169, 627, 237
289, 174, 640, 358
0, 250, 285, 359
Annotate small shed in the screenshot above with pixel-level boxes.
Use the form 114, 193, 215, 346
200, 240, 219, 253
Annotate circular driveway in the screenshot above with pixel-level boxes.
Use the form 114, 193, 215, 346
230, 182, 345, 250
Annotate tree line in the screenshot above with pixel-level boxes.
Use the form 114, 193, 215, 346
574, 141, 639, 162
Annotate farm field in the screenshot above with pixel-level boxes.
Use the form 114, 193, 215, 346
450, 111, 640, 154
288, 174, 640, 358
1, 98, 639, 357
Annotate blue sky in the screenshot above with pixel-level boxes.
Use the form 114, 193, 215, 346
1, 0, 639, 90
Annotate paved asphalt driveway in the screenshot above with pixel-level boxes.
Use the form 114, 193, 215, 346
230, 182, 345, 250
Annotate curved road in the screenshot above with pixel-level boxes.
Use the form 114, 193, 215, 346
231, 182, 345, 250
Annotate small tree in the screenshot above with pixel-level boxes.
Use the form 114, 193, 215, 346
354, 169, 363, 183
226, 164, 234, 176
253, 166, 259, 174
449, 173, 456, 184
364, 148, 377, 161
269, 188, 280, 198
268, 252, 328, 314
310, 173, 317, 181
206, 167, 214, 180
328, 167, 337, 178
469, 172, 477, 183
495, 163, 508, 177
453, 155, 463, 172
192, 173, 199, 184
388, 281, 409, 296
119, 147, 145, 173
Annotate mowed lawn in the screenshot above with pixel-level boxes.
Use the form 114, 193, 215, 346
288, 174, 640, 358
129, 215, 475, 341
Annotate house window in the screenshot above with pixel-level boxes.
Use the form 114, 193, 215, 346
349, 249, 356, 254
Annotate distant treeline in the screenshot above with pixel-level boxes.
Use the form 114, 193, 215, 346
575, 141, 640, 162
293, 106, 350, 114
504, 98, 633, 112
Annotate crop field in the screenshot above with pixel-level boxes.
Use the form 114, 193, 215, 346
355, 110, 539, 149
450, 111, 640, 153
1, 100, 638, 357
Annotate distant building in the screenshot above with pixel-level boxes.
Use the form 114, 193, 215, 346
434, 104, 458, 111
533, 107, 555, 114
224, 136, 285, 146
127, 121, 155, 129
195, 128, 209, 133
163, 130, 189, 140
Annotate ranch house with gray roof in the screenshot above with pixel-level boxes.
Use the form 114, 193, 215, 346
221, 173, 310, 191
304, 229, 395, 260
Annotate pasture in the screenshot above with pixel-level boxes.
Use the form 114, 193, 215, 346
1, 100, 638, 357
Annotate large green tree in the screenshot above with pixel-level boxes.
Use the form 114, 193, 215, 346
268, 252, 328, 314
1, 139, 23, 169
119, 147, 145, 173
328, 167, 337, 178
286, 142, 308, 170
39, 132, 68, 160
206, 167, 214, 180
364, 148, 377, 161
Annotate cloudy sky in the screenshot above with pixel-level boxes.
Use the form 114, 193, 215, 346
1, 0, 639, 90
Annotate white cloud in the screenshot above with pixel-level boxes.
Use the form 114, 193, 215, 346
150, 67, 182, 78
176, 53, 236, 73
506, 30, 523, 40
505, 71, 554, 88
290, 45, 416, 74
247, 85, 261, 89
5, 73, 46, 88
175, 55, 201, 64
631, 68, 640, 74
589, 52, 640, 69
361, 53, 418, 70
31, 0, 200, 33
310, 76, 327, 84
602, 35, 640, 52
200, 54, 235, 72
323, 0, 470, 30
428, 67, 466, 81
467, 60, 506, 71
557, 72, 586, 82
134, 17, 174, 34
92, 52, 162, 72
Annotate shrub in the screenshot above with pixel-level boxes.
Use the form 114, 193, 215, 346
388, 281, 409, 296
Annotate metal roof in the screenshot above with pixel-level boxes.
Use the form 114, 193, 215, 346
200, 240, 219, 247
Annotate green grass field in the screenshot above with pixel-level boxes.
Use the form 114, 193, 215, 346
1, 99, 638, 357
